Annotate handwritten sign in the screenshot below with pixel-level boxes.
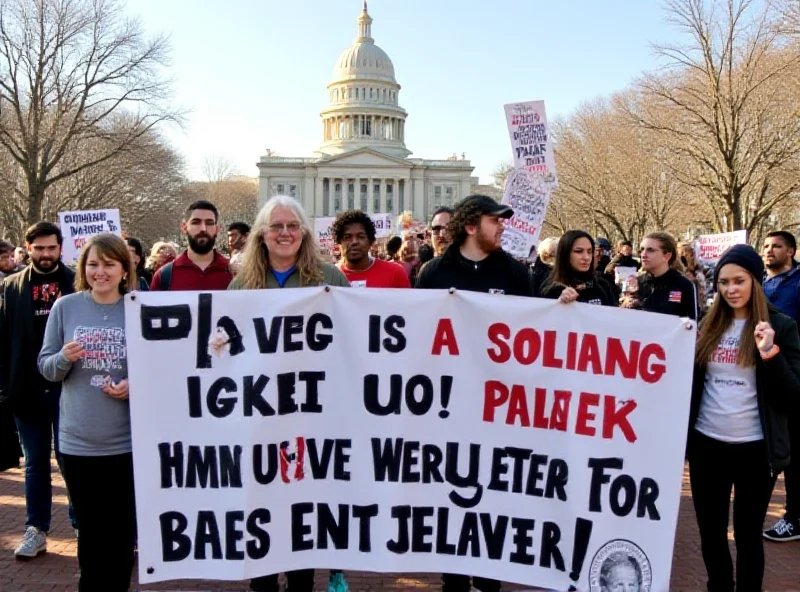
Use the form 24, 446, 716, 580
694, 231, 747, 266
57, 209, 122, 264
504, 100, 558, 179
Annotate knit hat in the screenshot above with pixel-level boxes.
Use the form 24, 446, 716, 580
714, 244, 764, 285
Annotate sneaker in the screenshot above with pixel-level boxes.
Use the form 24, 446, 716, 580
14, 526, 47, 559
327, 571, 349, 592
763, 518, 800, 542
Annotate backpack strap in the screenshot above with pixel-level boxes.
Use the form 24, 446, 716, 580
159, 262, 173, 291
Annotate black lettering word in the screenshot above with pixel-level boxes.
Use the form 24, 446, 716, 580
253, 314, 333, 353
363, 374, 453, 417
160, 509, 271, 562
368, 314, 406, 353
371, 438, 482, 508
186, 372, 325, 418
291, 503, 379, 552
253, 438, 352, 484
588, 458, 660, 520
386, 506, 566, 569
486, 447, 568, 501
158, 442, 243, 489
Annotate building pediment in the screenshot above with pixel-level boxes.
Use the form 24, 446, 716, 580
317, 147, 411, 168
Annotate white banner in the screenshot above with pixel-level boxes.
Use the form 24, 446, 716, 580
126, 289, 695, 590
504, 100, 557, 178
57, 208, 122, 265
693, 230, 747, 266
315, 214, 393, 252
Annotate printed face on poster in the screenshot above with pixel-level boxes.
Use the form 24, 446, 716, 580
126, 288, 695, 591
57, 209, 122, 264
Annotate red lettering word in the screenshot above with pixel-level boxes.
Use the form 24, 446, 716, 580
483, 381, 638, 443
431, 318, 460, 356
486, 324, 666, 384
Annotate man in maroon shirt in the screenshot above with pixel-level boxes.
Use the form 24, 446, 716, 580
150, 200, 232, 291
333, 210, 410, 288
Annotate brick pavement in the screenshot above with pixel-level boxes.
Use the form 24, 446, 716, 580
0, 461, 798, 591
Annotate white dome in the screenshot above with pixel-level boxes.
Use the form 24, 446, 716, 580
331, 2, 397, 84
333, 42, 395, 83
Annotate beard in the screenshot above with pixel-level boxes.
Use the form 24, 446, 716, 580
188, 232, 216, 255
476, 230, 501, 254
32, 256, 57, 272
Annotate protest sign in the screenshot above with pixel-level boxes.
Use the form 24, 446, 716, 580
500, 169, 555, 258
693, 230, 747, 266
504, 100, 557, 179
58, 208, 122, 264
315, 214, 393, 251
126, 289, 695, 590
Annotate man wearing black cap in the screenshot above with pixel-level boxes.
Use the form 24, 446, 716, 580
415, 195, 533, 297
417, 195, 532, 592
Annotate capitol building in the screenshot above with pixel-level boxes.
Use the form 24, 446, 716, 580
257, 2, 476, 222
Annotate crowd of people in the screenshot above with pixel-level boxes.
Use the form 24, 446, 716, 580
0, 193, 798, 592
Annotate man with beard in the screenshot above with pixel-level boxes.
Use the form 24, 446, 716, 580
0, 222, 77, 558
151, 200, 233, 291
761, 230, 800, 542
227, 222, 250, 276
429, 206, 453, 257
333, 210, 410, 288
416, 196, 533, 592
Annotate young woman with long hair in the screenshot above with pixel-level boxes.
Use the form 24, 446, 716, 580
541, 230, 617, 306
38, 234, 137, 592
689, 244, 800, 592
230, 196, 347, 592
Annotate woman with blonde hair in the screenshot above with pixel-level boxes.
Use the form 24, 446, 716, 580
38, 233, 137, 591
231, 195, 348, 290
145, 241, 177, 274
689, 244, 800, 592
230, 195, 347, 592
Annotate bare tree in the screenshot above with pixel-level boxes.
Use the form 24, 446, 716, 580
623, 0, 800, 234
0, 0, 182, 227
201, 154, 238, 184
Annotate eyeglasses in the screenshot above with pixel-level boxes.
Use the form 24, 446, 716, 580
431, 225, 447, 234
268, 222, 301, 234
640, 247, 663, 254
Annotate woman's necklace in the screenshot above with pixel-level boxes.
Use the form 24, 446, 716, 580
88, 291, 122, 321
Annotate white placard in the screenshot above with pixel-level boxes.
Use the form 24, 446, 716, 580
126, 289, 695, 590
693, 230, 747, 266
57, 209, 122, 264
504, 100, 558, 179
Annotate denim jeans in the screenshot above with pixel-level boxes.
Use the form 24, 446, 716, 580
14, 389, 76, 531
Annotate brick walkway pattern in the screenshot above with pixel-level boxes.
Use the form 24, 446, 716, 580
0, 462, 798, 591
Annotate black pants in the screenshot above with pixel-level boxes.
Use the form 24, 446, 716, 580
442, 573, 501, 592
250, 569, 315, 592
61, 452, 136, 592
688, 431, 773, 592
783, 412, 799, 522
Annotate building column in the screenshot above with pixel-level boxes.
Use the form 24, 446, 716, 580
315, 176, 324, 217
381, 179, 388, 214
366, 178, 374, 214
413, 176, 425, 221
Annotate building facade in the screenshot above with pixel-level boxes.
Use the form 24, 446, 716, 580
257, 2, 475, 222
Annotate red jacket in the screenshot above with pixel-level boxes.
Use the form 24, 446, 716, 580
150, 251, 232, 291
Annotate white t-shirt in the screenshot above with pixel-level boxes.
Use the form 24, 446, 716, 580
695, 319, 763, 443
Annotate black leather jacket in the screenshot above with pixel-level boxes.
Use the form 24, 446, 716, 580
689, 309, 800, 474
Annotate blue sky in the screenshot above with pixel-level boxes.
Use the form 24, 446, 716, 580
124, 0, 685, 183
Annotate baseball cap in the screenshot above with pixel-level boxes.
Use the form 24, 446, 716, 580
455, 194, 514, 219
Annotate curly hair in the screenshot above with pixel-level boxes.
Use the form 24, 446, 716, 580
331, 209, 376, 244
447, 197, 487, 247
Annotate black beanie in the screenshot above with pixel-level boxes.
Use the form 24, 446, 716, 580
714, 243, 764, 285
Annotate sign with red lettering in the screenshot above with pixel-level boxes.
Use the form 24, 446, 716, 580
693, 230, 747, 266
126, 289, 696, 590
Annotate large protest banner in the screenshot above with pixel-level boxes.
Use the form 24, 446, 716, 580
502, 101, 558, 258
58, 208, 122, 264
126, 289, 695, 590
315, 214, 393, 251
693, 230, 747, 266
